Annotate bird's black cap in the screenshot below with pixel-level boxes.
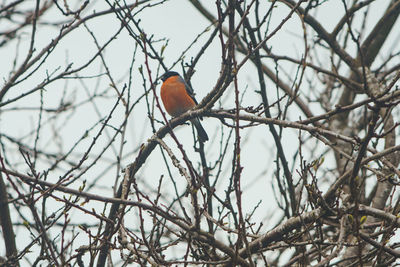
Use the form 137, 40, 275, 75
160, 71, 179, 81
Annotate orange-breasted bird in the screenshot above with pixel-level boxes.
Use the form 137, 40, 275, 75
160, 71, 208, 142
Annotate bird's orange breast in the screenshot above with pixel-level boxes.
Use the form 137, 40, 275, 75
161, 76, 196, 117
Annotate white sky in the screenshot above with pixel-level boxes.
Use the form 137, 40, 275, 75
1, 0, 399, 265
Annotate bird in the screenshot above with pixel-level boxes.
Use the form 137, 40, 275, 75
160, 71, 208, 142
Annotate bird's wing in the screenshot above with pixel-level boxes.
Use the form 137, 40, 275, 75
178, 75, 198, 105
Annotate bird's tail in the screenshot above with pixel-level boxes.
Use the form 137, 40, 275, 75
191, 118, 209, 143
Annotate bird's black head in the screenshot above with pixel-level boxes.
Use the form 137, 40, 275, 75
160, 71, 179, 82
